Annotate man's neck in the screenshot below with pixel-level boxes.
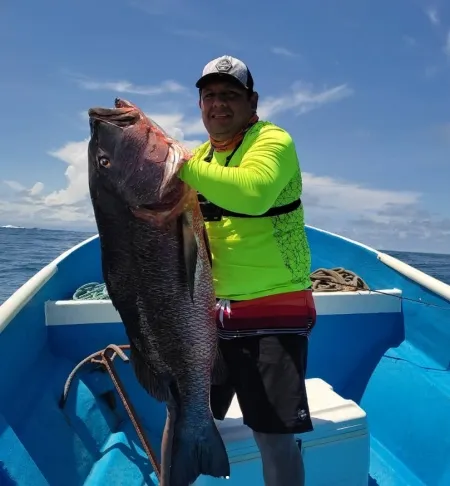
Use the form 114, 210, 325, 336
209, 114, 259, 152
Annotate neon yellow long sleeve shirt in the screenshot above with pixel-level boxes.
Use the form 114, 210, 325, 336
179, 120, 312, 301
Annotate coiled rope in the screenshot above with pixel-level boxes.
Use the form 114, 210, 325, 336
310, 267, 369, 292
73, 267, 369, 300
73, 282, 110, 300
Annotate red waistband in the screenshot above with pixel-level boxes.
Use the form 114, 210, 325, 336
215, 289, 317, 332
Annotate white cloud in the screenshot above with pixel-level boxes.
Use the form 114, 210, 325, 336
258, 82, 353, 119
300, 174, 450, 253
29, 182, 44, 196
2, 148, 448, 252
0, 196, 93, 229
73, 74, 186, 96
72, 72, 352, 124
301, 173, 420, 216
3, 75, 448, 252
343, 213, 450, 253
147, 112, 206, 141
3, 179, 45, 197
426, 7, 439, 25
271, 47, 299, 58
0, 109, 206, 229
44, 140, 90, 207
143, 112, 205, 149
4, 180, 26, 192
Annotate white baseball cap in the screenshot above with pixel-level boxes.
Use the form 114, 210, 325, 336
195, 55, 254, 91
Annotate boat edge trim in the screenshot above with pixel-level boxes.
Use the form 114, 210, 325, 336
0, 263, 57, 333
44, 288, 403, 326
377, 252, 450, 302
0, 234, 98, 334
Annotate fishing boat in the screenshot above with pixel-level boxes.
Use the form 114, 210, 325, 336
0, 225, 449, 486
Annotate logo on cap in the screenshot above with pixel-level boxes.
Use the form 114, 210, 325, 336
215, 58, 232, 73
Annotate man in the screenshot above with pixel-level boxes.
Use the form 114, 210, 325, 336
178, 55, 316, 486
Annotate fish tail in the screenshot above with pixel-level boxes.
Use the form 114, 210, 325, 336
169, 416, 230, 486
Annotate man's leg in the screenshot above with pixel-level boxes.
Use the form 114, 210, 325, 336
160, 395, 177, 486
229, 334, 313, 486
253, 432, 304, 486
209, 339, 236, 422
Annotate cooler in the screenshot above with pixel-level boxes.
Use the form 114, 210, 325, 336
194, 378, 370, 485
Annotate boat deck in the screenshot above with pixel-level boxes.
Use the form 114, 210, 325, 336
0, 341, 428, 485
1, 288, 408, 485
2, 227, 450, 485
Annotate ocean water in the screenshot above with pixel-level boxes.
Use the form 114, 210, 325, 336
0, 226, 449, 306
0, 227, 95, 305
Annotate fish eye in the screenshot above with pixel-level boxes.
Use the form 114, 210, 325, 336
98, 156, 110, 168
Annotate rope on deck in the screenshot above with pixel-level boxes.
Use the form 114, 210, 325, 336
73, 267, 370, 300
310, 267, 369, 292
73, 282, 109, 300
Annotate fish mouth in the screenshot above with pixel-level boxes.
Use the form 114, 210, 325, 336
88, 110, 140, 129
88, 98, 142, 128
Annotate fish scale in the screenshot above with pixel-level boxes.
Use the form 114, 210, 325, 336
87, 98, 230, 486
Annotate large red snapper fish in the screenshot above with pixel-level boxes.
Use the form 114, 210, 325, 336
87, 98, 230, 486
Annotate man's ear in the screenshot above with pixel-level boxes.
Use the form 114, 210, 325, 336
250, 91, 259, 113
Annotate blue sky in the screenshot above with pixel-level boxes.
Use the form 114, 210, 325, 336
0, 0, 449, 253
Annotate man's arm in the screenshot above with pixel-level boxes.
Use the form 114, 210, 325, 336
179, 126, 299, 216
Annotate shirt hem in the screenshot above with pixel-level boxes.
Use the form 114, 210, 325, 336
214, 280, 312, 302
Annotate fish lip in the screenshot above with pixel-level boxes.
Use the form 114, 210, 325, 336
87, 102, 141, 129
88, 115, 123, 131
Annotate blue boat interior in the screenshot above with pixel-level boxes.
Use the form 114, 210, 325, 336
1, 226, 450, 485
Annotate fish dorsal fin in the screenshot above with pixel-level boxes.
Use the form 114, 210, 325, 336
203, 223, 212, 268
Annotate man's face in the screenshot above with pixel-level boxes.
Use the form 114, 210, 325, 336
199, 79, 257, 141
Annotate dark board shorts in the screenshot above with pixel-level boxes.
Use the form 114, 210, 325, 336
210, 333, 314, 435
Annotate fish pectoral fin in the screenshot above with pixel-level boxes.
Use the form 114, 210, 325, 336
180, 212, 198, 303
129, 345, 171, 402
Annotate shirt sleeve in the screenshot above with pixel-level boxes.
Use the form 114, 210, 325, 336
179, 125, 300, 215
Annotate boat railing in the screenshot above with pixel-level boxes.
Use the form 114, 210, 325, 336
0, 262, 58, 334
309, 225, 450, 302
377, 251, 450, 302
0, 234, 99, 335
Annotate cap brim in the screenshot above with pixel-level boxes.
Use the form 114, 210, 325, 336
195, 72, 247, 89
